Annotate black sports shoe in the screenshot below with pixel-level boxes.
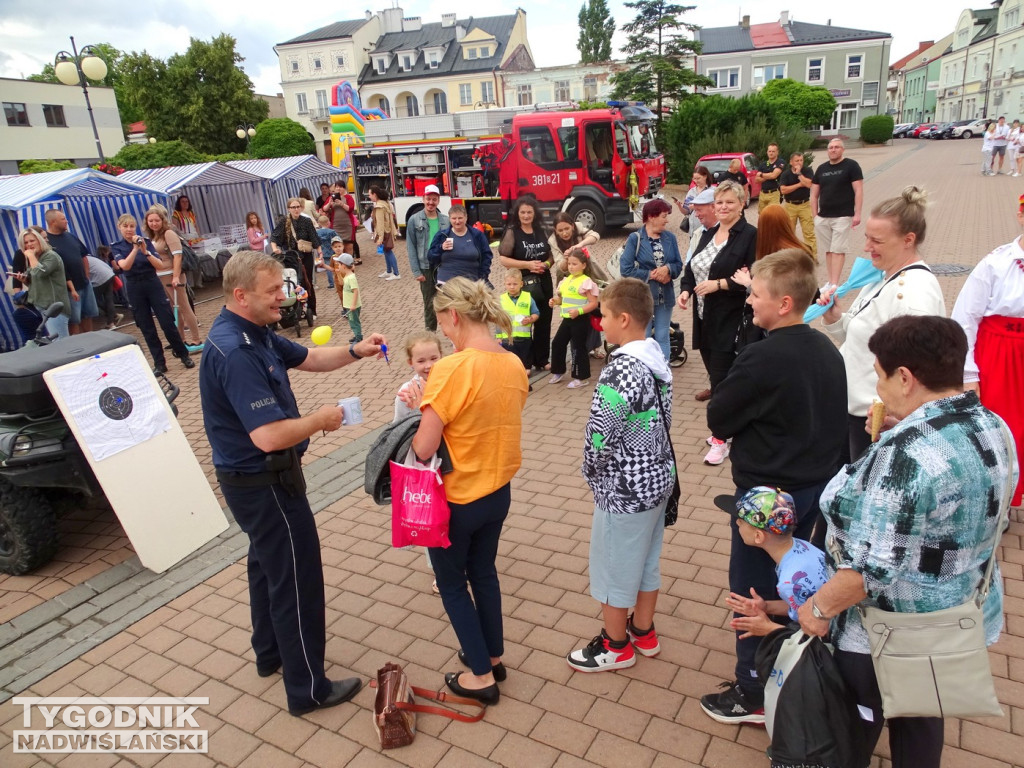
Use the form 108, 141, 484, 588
153, 363, 168, 374
699, 680, 765, 724
176, 353, 195, 369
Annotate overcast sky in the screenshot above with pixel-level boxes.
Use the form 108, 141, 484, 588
0, 0, 975, 96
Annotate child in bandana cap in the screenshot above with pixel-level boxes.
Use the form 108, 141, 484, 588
725, 486, 828, 638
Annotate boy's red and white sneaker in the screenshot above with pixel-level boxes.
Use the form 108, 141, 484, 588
567, 630, 636, 672
627, 615, 661, 657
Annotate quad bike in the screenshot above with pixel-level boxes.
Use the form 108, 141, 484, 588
0, 305, 179, 575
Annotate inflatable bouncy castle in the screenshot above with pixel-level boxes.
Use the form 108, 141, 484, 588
329, 80, 388, 171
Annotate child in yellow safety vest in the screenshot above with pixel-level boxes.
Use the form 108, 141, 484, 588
549, 252, 600, 389
496, 270, 539, 368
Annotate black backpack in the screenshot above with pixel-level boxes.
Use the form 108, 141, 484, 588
179, 242, 201, 275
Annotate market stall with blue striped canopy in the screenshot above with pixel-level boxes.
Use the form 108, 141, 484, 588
226, 155, 340, 222
119, 162, 272, 242
0, 169, 169, 351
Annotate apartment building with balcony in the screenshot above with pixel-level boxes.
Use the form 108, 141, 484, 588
357, 9, 534, 119
895, 36, 953, 123
275, 15, 383, 162
500, 62, 625, 107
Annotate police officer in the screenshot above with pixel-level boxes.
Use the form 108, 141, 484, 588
754, 143, 785, 214
199, 250, 386, 716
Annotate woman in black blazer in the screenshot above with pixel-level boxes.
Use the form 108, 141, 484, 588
678, 180, 757, 465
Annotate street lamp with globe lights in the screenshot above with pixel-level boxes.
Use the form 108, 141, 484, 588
53, 37, 108, 162
236, 124, 256, 155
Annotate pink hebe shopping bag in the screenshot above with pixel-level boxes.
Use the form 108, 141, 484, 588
389, 450, 451, 548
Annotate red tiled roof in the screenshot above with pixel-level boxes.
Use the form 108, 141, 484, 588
891, 42, 933, 70
127, 121, 147, 133
749, 22, 790, 48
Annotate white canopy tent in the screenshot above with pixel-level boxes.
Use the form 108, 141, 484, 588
226, 155, 341, 222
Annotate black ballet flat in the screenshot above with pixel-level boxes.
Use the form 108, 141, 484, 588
457, 649, 507, 682
444, 672, 499, 705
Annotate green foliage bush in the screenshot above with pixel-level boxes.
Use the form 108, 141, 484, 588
209, 152, 249, 163
18, 159, 77, 174
660, 96, 814, 183
860, 114, 894, 144
109, 140, 206, 170
248, 119, 315, 159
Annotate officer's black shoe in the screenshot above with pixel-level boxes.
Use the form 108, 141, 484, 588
288, 677, 362, 716
153, 363, 168, 374
176, 353, 195, 369
256, 661, 281, 678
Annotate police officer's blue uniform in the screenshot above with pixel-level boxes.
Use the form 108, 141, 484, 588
199, 306, 332, 713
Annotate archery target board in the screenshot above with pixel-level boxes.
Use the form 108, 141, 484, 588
43, 344, 228, 573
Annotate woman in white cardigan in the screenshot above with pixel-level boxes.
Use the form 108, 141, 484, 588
820, 186, 946, 461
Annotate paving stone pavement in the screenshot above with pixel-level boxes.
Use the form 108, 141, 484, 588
2, 139, 1024, 767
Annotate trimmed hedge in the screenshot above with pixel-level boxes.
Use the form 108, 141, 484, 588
860, 115, 894, 144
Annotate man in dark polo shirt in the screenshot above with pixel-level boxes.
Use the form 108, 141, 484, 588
44, 209, 97, 334
780, 153, 816, 258
200, 249, 387, 717
754, 143, 785, 214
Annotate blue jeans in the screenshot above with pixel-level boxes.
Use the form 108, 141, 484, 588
646, 299, 672, 361
429, 483, 510, 676
383, 249, 399, 275
45, 314, 70, 339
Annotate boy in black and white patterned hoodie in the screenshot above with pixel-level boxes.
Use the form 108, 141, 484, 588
567, 278, 676, 673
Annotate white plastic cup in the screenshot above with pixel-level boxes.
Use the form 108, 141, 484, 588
338, 397, 363, 425
445, 237, 454, 248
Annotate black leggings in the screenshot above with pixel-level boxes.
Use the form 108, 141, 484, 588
550, 313, 591, 380
524, 275, 553, 368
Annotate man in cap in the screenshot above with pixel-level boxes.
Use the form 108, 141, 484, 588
405, 184, 449, 330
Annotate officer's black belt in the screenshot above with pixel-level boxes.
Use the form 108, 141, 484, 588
216, 469, 280, 487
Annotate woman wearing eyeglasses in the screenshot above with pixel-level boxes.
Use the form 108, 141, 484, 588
271, 197, 320, 319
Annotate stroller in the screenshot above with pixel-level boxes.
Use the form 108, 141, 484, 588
276, 250, 314, 336
603, 321, 687, 367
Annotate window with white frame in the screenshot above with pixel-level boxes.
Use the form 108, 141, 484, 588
517, 84, 533, 106
432, 91, 448, 114
468, 48, 478, 60
583, 76, 597, 100
378, 97, 390, 116
807, 57, 824, 84
290, 60, 299, 73
753, 63, 785, 87
401, 54, 414, 71
459, 83, 473, 106
296, 93, 308, 114
315, 90, 329, 111
846, 54, 863, 80
375, 58, 387, 74
555, 80, 571, 101
861, 81, 879, 106
312, 57, 322, 70
481, 81, 494, 103
427, 51, 439, 69
708, 67, 740, 90
1006, 6, 1020, 27
957, 28, 970, 48
335, 54, 345, 69
481, 47, 489, 57
405, 95, 419, 117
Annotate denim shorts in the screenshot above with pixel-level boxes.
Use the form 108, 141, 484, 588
589, 501, 666, 608
70, 281, 98, 323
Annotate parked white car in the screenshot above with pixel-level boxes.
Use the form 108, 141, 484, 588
951, 118, 990, 138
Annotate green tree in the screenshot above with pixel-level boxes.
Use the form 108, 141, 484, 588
760, 79, 836, 129
18, 159, 78, 174
610, 0, 713, 121
119, 34, 268, 155
28, 43, 142, 135
247, 119, 315, 159
660, 93, 814, 183
578, 0, 615, 64
109, 140, 207, 170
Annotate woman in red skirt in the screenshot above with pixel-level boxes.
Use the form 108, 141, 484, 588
952, 193, 1024, 506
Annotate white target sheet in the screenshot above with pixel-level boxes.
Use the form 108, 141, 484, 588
47, 351, 171, 460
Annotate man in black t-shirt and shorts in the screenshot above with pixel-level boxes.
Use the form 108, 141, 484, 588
780, 153, 816, 258
810, 139, 863, 293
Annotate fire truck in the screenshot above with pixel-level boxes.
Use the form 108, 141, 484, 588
348, 102, 665, 234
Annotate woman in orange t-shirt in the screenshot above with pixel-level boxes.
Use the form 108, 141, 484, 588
403, 277, 528, 706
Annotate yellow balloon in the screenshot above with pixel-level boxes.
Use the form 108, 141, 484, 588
311, 325, 332, 345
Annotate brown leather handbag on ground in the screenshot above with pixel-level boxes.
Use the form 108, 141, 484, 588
372, 662, 486, 749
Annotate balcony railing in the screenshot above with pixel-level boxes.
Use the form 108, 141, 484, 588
309, 108, 332, 122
